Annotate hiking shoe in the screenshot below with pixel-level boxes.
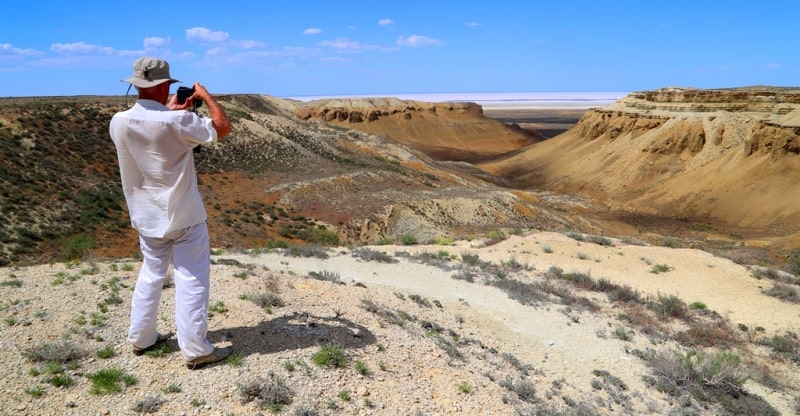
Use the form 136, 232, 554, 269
186, 347, 232, 370
132, 331, 174, 356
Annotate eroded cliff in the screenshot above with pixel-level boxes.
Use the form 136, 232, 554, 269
291, 97, 538, 162
479, 87, 800, 246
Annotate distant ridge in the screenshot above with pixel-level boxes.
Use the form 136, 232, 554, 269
286, 92, 628, 109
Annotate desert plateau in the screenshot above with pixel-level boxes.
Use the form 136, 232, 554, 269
1, 87, 799, 415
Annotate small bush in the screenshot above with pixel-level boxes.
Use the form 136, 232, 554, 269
499, 376, 536, 403
649, 264, 672, 274
25, 385, 44, 397
227, 352, 245, 367
97, 345, 116, 359
23, 341, 84, 363
762, 283, 800, 303
311, 344, 348, 368
643, 348, 778, 415
87, 368, 137, 395
647, 293, 687, 321
607, 284, 641, 303
294, 226, 339, 245
308, 270, 342, 284
286, 245, 329, 259
208, 300, 228, 316
238, 376, 293, 411
354, 360, 370, 376
244, 292, 284, 309
143, 342, 174, 358
163, 383, 182, 393
131, 396, 165, 413
461, 253, 480, 266
434, 236, 454, 245
352, 248, 397, 263
49, 374, 74, 388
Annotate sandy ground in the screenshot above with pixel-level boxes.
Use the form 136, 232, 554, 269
221, 231, 800, 413
1, 231, 798, 415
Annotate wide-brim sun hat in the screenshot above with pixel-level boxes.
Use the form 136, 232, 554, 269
123, 56, 180, 88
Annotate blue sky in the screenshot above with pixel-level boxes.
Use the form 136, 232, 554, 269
1, 1, 798, 97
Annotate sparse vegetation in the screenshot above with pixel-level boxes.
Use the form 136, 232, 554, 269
87, 367, 137, 395
1, 96, 799, 414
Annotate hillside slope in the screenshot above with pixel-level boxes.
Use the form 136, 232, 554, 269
478, 87, 800, 251
0, 95, 567, 266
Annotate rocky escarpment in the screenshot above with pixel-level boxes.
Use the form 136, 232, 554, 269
291, 97, 537, 162
478, 87, 800, 247
293, 97, 484, 123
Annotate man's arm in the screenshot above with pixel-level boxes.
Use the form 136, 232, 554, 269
169, 83, 232, 138
191, 83, 231, 139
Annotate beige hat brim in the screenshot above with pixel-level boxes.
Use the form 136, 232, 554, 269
123, 77, 180, 88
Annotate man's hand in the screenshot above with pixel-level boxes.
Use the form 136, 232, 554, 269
167, 93, 194, 111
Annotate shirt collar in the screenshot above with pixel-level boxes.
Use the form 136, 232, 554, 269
135, 99, 169, 110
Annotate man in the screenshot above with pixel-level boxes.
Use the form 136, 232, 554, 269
110, 56, 232, 369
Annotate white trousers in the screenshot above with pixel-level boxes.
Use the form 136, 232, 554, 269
127, 222, 214, 360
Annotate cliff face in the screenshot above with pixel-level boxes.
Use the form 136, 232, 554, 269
478, 87, 800, 241
292, 98, 538, 162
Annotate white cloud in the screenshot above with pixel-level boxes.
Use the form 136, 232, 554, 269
304, 28, 322, 35
396, 35, 444, 47
766, 63, 780, 69
50, 42, 115, 54
378, 18, 394, 26
143, 37, 169, 48
466, 22, 483, 27
205, 47, 229, 57
0, 43, 43, 57
318, 37, 378, 52
320, 56, 347, 64
186, 27, 230, 43
237, 39, 266, 49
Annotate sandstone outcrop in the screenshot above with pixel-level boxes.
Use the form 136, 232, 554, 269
478, 87, 800, 247
291, 97, 538, 162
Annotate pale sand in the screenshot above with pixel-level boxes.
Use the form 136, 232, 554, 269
222, 231, 799, 413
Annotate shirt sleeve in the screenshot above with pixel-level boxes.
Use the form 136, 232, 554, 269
176, 111, 218, 148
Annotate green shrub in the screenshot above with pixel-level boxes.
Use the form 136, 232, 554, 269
87, 368, 137, 395
354, 360, 370, 376
647, 293, 687, 321
311, 344, 348, 368
97, 345, 116, 359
